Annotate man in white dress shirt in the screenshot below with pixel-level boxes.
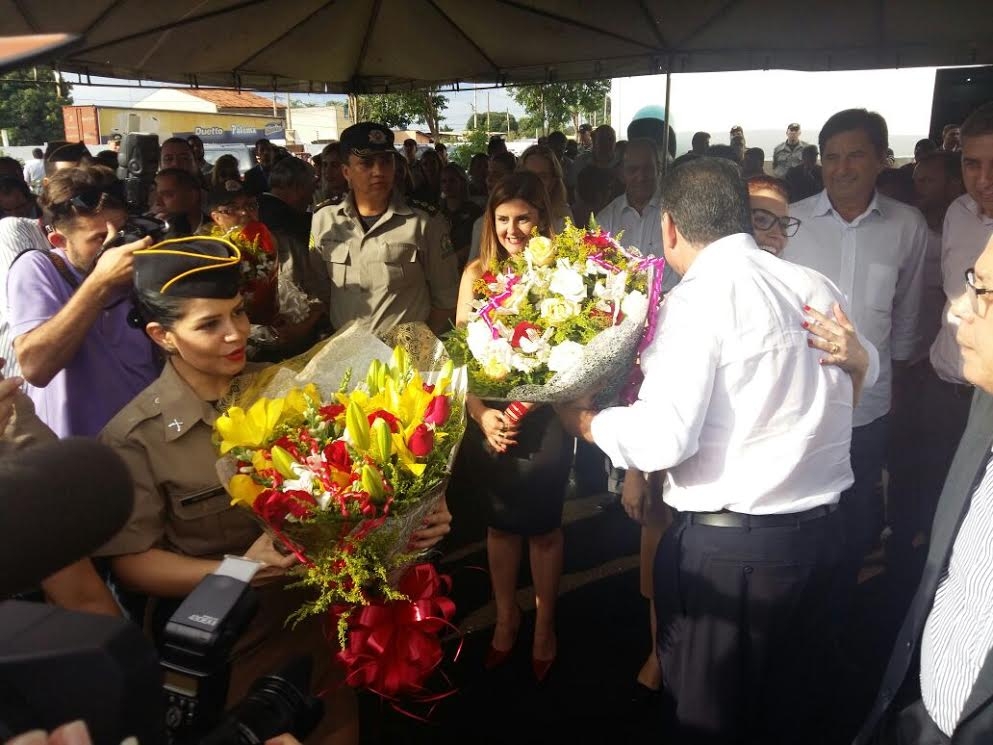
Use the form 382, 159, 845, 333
596, 138, 680, 292
785, 108, 928, 578
559, 158, 869, 744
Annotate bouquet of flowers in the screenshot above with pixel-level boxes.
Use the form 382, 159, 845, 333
212, 221, 279, 325
214, 323, 467, 698
445, 220, 666, 408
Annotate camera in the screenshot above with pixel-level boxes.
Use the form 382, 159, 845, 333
104, 214, 170, 250
0, 567, 323, 745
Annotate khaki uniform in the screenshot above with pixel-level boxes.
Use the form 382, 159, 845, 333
97, 362, 355, 738
310, 193, 459, 334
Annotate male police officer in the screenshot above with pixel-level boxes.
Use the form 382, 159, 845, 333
310, 122, 458, 336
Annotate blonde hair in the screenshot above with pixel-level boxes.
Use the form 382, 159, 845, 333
479, 171, 554, 267
519, 144, 570, 220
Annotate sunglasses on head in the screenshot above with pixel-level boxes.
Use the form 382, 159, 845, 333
52, 181, 126, 214
751, 208, 801, 238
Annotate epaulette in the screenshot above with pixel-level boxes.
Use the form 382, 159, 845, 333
101, 384, 164, 439
409, 198, 440, 216
313, 194, 345, 214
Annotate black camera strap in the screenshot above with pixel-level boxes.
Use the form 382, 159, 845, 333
9, 247, 80, 291
10, 248, 129, 309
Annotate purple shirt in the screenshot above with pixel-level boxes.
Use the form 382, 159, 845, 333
6, 248, 160, 437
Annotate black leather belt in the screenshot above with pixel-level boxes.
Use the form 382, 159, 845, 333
683, 503, 838, 529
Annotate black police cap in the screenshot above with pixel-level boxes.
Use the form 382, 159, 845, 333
133, 236, 242, 298
339, 122, 395, 157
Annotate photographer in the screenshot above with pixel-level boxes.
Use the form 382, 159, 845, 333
5, 166, 161, 437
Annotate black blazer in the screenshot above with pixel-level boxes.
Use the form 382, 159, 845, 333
856, 390, 993, 744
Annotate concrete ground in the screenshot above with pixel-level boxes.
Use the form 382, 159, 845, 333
355, 475, 927, 745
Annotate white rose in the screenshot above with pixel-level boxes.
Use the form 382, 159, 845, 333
466, 319, 495, 361
510, 351, 542, 373
549, 263, 588, 303
621, 290, 649, 321
547, 340, 585, 373
539, 297, 582, 325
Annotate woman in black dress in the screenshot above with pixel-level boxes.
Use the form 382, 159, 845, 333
455, 172, 573, 681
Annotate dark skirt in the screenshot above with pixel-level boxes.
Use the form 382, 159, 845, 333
461, 403, 573, 536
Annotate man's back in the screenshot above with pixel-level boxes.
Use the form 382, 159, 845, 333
597, 234, 854, 513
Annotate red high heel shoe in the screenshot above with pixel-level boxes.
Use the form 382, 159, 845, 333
532, 633, 557, 682
484, 611, 521, 670
532, 654, 555, 682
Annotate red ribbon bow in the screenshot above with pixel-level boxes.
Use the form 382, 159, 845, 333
334, 563, 458, 701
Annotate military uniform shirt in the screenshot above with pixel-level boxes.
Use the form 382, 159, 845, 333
96, 360, 259, 558
310, 193, 459, 335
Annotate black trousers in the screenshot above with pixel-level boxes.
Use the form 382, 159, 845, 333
653, 509, 846, 745
888, 363, 972, 555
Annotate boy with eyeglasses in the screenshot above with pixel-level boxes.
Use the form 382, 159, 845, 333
5, 166, 160, 437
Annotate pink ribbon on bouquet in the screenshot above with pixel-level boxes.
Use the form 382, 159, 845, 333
479, 274, 521, 339
621, 256, 667, 405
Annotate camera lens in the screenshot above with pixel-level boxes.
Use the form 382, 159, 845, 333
197, 658, 322, 745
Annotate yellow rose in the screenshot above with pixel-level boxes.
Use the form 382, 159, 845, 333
525, 236, 556, 267
482, 355, 511, 380
539, 297, 581, 325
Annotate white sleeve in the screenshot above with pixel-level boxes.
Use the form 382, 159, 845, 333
591, 288, 720, 473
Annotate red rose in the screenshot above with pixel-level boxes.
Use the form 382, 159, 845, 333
254, 489, 317, 528
323, 440, 352, 472
320, 403, 346, 420
583, 231, 612, 249
423, 395, 450, 426
482, 271, 498, 284
422, 383, 435, 394
408, 424, 434, 457
511, 321, 541, 349
368, 409, 401, 433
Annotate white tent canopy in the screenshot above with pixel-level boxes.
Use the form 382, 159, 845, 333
3, 0, 993, 93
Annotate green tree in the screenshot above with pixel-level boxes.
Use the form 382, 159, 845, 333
450, 126, 489, 169
510, 81, 610, 136
348, 90, 448, 137
0, 68, 72, 145
463, 111, 517, 134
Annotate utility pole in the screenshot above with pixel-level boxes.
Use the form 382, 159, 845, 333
473, 89, 478, 129
506, 104, 511, 135
487, 92, 491, 133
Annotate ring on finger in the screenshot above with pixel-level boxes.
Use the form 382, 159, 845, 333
831, 342, 840, 354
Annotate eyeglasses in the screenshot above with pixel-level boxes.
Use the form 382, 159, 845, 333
751, 208, 801, 237
52, 182, 126, 214
213, 202, 258, 217
965, 268, 993, 315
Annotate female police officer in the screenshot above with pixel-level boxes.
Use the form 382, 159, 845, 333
95, 236, 452, 743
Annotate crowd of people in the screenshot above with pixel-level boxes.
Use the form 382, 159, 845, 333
1, 95, 992, 745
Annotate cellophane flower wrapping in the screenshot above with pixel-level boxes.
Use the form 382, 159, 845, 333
211, 221, 279, 325
445, 219, 663, 404
214, 322, 467, 658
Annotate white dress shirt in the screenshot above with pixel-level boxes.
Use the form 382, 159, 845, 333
0, 217, 49, 379
592, 233, 871, 515
930, 194, 993, 384
911, 226, 945, 365
596, 191, 681, 293
785, 190, 928, 427
920, 450, 993, 736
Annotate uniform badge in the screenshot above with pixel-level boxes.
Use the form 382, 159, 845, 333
369, 129, 387, 145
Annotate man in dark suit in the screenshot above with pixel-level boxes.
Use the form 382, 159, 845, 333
856, 230, 993, 744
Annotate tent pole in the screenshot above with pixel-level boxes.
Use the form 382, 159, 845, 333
661, 63, 672, 175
